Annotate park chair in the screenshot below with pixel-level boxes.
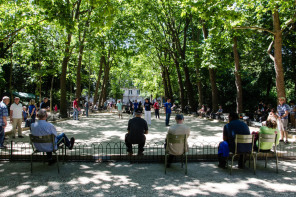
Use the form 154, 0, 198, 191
230, 134, 256, 175
29, 134, 65, 173
255, 133, 278, 173
165, 133, 188, 175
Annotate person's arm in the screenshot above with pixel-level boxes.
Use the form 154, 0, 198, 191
223, 126, 228, 141
9, 110, 13, 122
282, 110, 289, 118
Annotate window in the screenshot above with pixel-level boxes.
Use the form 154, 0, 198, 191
129, 90, 133, 95
137, 90, 140, 95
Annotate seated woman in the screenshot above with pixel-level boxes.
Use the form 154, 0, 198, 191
257, 119, 280, 151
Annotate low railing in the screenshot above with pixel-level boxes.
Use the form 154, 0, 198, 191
1, 141, 296, 163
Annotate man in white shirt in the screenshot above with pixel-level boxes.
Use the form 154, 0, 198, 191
165, 114, 190, 167
10, 97, 23, 138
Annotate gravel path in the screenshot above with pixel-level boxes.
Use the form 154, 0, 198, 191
0, 160, 296, 197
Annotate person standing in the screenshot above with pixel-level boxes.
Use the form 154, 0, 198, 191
0, 96, 10, 148
40, 97, 50, 111
133, 100, 139, 117
22, 106, 28, 123
143, 99, 153, 125
54, 104, 58, 113
28, 99, 37, 123
164, 98, 172, 126
153, 100, 160, 119
10, 97, 24, 138
84, 101, 89, 117
73, 98, 79, 120
277, 97, 290, 143
116, 100, 123, 119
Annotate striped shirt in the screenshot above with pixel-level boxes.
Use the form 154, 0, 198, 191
0, 101, 9, 127
277, 104, 290, 119
30, 120, 58, 152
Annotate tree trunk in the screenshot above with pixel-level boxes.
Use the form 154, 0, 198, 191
161, 65, 169, 99
94, 56, 105, 103
174, 59, 185, 110
60, 33, 72, 118
273, 9, 286, 99
75, 43, 85, 99
50, 76, 54, 113
165, 66, 173, 100
203, 23, 219, 112
233, 36, 243, 113
102, 64, 110, 106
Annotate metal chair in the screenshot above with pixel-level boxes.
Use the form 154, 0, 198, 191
230, 134, 256, 175
29, 134, 64, 173
255, 133, 278, 173
165, 133, 188, 175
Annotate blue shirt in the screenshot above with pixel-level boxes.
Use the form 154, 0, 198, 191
164, 102, 172, 114
22, 110, 27, 119
0, 101, 9, 127
28, 105, 36, 115
133, 102, 139, 110
277, 104, 290, 119
223, 120, 251, 153
30, 120, 58, 152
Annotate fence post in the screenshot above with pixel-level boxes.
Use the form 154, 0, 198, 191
120, 141, 122, 160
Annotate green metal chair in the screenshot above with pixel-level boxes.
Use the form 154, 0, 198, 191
29, 134, 65, 173
255, 133, 278, 173
165, 133, 188, 175
230, 134, 256, 175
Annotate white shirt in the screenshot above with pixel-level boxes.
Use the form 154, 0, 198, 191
10, 103, 23, 119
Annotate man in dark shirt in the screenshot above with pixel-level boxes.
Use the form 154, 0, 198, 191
222, 112, 251, 168
40, 97, 50, 111
125, 108, 148, 156
143, 99, 153, 125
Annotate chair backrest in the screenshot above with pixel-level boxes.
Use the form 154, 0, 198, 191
166, 133, 187, 154
235, 134, 254, 154
29, 134, 55, 151
258, 133, 277, 152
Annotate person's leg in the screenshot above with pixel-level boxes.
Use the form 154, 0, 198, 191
283, 119, 289, 142
167, 113, 171, 125
46, 152, 53, 160
0, 127, 5, 147
165, 113, 168, 125
11, 118, 17, 138
86, 108, 88, 117
138, 136, 146, 154
56, 133, 71, 147
17, 118, 22, 137
31, 114, 36, 123
148, 111, 151, 125
125, 134, 133, 154
144, 110, 148, 122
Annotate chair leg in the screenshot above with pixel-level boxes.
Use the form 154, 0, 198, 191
249, 154, 251, 168
253, 155, 256, 175
185, 154, 187, 175
56, 153, 60, 174
230, 155, 236, 175
165, 153, 167, 174
275, 153, 278, 173
31, 154, 33, 173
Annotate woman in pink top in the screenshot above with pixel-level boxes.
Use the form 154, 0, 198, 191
153, 100, 160, 119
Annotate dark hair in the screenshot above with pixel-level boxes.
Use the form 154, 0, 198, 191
229, 112, 239, 120
266, 120, 277, 129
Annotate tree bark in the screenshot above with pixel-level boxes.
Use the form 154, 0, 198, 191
202, 23, 219, 112
233, 36, 243, 113
50, 76, 54, 113
60, 33, 72, 118
165, 66, 173, 100
161, 65, 169, 99
94, 56, 105, 103
273, 8, 286, 99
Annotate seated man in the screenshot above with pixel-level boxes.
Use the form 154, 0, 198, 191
218, 112, 251, 169
215, 106, 223, 119
165, 114, 190, 167
125, 108, 148, 156
30, 109, 75, 165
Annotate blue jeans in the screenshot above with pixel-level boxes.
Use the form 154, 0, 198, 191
47, 133, 71, 159
166, 113, 171, 126
0, 126, 5, 147
73, 108, 79, 120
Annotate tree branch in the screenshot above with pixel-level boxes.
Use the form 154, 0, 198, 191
267, 40, 275, 62
233, 26, 275, 35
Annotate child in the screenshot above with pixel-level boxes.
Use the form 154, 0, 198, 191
22, 106, 28, 122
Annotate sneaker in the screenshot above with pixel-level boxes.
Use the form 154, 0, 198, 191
69, 137, 75, 150
18, 136, 24, 138
279, 139, 284, 142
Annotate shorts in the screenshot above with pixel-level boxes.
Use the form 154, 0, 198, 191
118, 110, 122, 115
281, 119, 288, 131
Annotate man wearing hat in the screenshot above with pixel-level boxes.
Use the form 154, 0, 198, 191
165, 114, 190, 167
125, 108, 148, 156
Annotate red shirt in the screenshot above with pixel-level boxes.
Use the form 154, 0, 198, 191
153, 102, 160, 110
73, 100, 78, 109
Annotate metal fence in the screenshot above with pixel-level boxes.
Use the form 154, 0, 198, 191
1, 141, 296, 163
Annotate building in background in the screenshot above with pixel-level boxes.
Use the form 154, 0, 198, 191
122, 88, 144, 104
